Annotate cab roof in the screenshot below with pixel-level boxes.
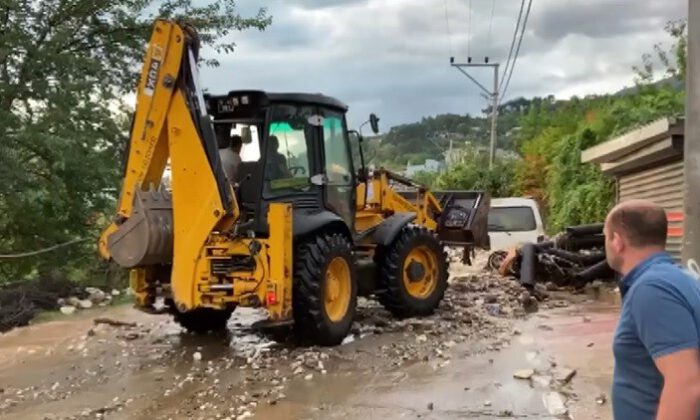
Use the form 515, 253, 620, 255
215, 90, 348, 111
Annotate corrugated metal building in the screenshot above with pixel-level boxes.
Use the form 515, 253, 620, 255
581, 118, 685, 260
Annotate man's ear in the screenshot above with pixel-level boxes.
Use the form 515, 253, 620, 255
612, 231, 625, 253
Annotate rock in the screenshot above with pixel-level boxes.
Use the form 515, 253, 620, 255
427, 402, 434, 410
77, 299, 93, 309
484, 294, 499, 304
60, 306, 76, 315
531, 375, 552, 388
513, 369, 535, 380
521, 293, 539, 313
583, 316, 592, 323
587, 342, 595, 347
533, 283, 549, 298
111, 289, 121, 296
484, 400, 492, 407
485, 303, 501, 316
304, 374, 313, 381
544, 281, 559, 291
193, 352, 203, 362
85, 287, 106, 303
553, 367, 576, 384
542, 392, 568, 416
416, 334, 428, 343
67, 296, 81, 307
57, 298, 66, 306
595, 393, 607, 405
590, 280, 603, 289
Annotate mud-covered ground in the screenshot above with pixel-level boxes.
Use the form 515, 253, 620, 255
0, 262, 619, 420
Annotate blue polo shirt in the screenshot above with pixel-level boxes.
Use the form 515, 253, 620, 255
612, 252, 700, 419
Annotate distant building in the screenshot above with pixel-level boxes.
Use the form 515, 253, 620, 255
405, 159, 446, 177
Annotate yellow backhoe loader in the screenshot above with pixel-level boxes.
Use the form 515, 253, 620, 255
99, 19, 490, 345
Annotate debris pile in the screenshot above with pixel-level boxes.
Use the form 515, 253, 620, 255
0, 279, 123, 332
488, 223, 616, 288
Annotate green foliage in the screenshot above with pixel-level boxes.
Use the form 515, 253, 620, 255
411, 171, 439, 188
0, 0, 270, 284
435, 145, 518, 197
515, 20, 686, 233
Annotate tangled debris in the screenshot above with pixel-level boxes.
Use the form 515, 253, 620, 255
488, 223, 616, 289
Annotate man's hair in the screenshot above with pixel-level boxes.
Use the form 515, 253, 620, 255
218, 136, 231, 149
608, 201, 668, 247
231, 135, 243, 151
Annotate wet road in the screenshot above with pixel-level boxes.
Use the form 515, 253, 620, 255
257, 300, 618, 420
0, 278, 619, 420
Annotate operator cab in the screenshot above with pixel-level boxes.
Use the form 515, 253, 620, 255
204, 90, 360, 238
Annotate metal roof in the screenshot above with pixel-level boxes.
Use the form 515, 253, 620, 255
581, 117, 683, 164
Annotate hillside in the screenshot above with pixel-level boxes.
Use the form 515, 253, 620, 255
364, 96, 560, 170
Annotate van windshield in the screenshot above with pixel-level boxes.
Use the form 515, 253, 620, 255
488, 206, 537, 232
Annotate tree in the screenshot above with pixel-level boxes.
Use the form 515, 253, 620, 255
0, 0, 271, 283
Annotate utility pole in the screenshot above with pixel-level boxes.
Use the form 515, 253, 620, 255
683, 0, 700, 266
450, 57, 500, 168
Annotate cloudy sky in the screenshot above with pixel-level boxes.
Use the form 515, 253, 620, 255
199, 0, 687, 129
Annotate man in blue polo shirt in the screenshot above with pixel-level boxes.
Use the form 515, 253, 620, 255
606, 199, 700, 419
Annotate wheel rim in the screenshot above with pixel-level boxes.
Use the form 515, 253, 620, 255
324, 256, 351, 322
403, 245, 439, 299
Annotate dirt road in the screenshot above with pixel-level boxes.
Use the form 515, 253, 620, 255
0, 268, 618, 420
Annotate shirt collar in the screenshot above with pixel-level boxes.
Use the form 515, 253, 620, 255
619, 252, 673, 298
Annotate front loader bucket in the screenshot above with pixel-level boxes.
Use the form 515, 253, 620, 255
397, 190, 490, 249
433, 190, 491, 249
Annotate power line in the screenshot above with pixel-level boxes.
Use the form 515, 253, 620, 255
443, 0, 454, 57
467, 0, 473, 58
487, 0, 496, 40
499, 0, 525, 89
500, 0, 532, 105
0, 238, 89, 259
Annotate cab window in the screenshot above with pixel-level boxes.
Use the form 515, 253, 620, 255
264, 105, 314, 194
322, 111, 352, 185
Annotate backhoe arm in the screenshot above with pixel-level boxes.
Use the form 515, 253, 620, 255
99, 19, 238, 307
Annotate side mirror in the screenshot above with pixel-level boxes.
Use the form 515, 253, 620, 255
241, 126, 252, 144
369, 113, 380, 134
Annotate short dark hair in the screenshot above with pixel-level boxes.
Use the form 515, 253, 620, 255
231, 135, 243, 149
608, 202, 668, 247
218, 136, 231, 149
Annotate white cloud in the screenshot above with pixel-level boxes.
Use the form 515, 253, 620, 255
199, 0, 687, 129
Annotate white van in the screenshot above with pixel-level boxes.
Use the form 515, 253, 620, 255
488, 197, 546, 251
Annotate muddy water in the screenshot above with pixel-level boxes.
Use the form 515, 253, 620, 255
255, 300, 618, 420
0, 285, 619, 420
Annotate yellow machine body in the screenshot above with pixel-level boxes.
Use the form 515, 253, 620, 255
100, 20, 488, 343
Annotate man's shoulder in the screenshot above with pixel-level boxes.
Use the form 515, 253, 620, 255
634, 261, 700, 297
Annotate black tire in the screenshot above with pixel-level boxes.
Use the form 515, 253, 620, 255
377, 225, 449, 318
293, 233, 357, 346
173, 307, 233, 334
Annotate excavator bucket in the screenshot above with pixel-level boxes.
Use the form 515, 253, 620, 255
107, 189, 174, 268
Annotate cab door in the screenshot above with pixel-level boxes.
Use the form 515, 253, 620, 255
319, 108, 356, 229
